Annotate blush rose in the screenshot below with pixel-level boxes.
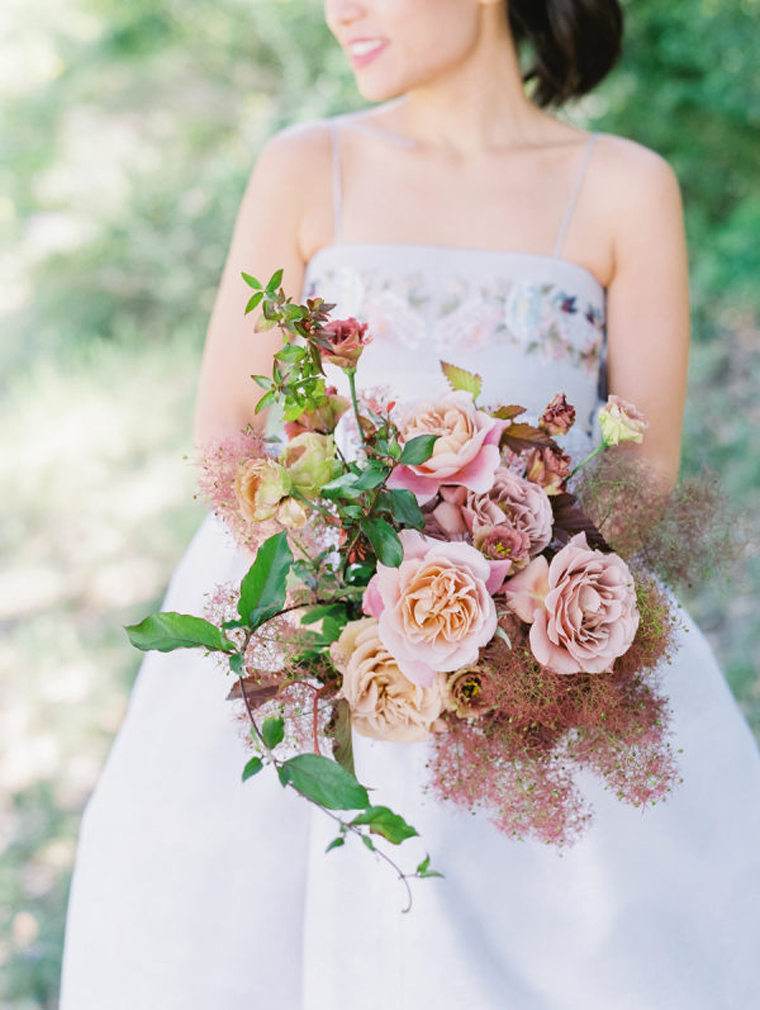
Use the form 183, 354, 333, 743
387, 390, 510, 503
503, 531, 640, 674
362, 530, 498, 686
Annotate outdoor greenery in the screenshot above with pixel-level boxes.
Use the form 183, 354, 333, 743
1, 0, 757, 1005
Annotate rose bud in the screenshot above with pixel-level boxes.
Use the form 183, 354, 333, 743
283, 387, 351, 438
280, 432, 337, 498
538, 393, 576, 436
598, 395, 649, 446
320, 317, 372, 370
524, 445, 572, 496
233, 458, 292, 522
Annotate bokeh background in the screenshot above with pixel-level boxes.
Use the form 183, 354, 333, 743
1, 0, 758, 1005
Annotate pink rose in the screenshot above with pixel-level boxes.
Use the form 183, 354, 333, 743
361, 530, 498, 686
504, 532, 640, 674
320, 317, 372, 370
480, 467, 554, 556
387, 390, 509, 504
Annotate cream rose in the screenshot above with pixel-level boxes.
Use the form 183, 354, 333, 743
233, 458, 291, 523
330, 618, 447, 742
362, 530, 498, 687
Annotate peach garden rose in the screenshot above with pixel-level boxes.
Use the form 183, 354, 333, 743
387, 390, 510, 503
362, 530, 498, 687
503, 531, 640, 674
329, 617, 447, 742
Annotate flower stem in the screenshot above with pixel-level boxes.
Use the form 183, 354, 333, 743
346, 368, 365, 444
569, 442, 606, 479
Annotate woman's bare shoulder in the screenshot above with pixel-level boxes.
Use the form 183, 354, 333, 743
592, 131, 683, 209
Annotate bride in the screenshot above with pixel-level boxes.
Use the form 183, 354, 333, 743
60, 1, 760, 1007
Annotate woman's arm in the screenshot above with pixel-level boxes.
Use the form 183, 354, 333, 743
193, 124, 330, 446
602, 139, 691, 493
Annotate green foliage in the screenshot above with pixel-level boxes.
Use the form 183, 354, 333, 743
350, 806, 419, 845
261, 716, 285, 750
277, 753, 370, 810
124, 612, 236, 653
237, 531, 293, 629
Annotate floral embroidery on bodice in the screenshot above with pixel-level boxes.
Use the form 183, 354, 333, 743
299, 243, 608, 460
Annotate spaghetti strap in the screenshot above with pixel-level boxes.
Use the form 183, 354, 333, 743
553, 131, 600, 258
328, 120, 343, 245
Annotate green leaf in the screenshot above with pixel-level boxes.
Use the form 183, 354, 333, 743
353, 461, 391, 491
440, 360, 482, 399
383, 488, 425, 530
325, 836, 345, 853
398, 434, 439, 465
241, 271, 263, 290
416, 853, 444, 878
251, 374, 273, 390
362, 834, 376, 852
242, 756, 264, 781
277, 753, 369, 810
300, 603, 349, 626
362, 517, 403, 567
245, 291, 264, 314
228, 653, 244, 675
262, 715, 285, 750
237, 531, 293, 630
254, 390, 277, 414
266, 267, 284, 292
330, 698, 355, 777
275, 344, 306, 363
320, 472, 363, 500
350, 806, 419, 845
125, 613, 236, 654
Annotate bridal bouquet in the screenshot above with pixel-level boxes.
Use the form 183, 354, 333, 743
126, 268, 738, 907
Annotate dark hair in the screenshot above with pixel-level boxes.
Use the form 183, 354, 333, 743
507, 0, 624, 108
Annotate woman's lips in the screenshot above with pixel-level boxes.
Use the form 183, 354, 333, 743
347, 39, 390, 69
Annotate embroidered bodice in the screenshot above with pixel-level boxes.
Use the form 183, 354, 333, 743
300, 241, 607, 456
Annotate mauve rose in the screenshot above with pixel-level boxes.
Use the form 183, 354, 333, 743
524, 444, 572, 496
484, 467, 554, 556
504, 532, 640, 674
320, 317, 372, 370
387, 390, 509, 504
598, 394, 649, 446
538, 393, 576, 436
330, 618, 447, 742
361, 530, 498, 686
473, 524, 531, 570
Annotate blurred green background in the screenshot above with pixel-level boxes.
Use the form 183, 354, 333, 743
1, 0, 758, 1004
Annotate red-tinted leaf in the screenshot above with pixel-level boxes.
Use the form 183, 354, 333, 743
550, 493, 613, 553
